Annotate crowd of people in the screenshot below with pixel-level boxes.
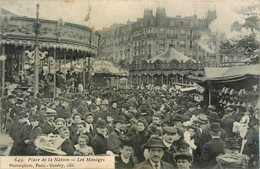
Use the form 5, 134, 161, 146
0, 85, 259, 169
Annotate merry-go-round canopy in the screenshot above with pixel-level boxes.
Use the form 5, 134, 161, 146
148, 46, 197, 63
93, 60, 128, 77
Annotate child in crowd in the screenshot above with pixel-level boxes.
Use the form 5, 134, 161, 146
74, 135, 94, 156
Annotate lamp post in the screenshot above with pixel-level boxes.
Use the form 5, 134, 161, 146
33, 2, 40, 96
0, 55, 6, 98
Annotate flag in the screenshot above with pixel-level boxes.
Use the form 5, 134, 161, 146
84, 12, 90, 21
84, 5, 91, 21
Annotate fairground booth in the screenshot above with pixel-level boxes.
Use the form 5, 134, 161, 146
198, 64, 260, 110
129, 46, 204, 87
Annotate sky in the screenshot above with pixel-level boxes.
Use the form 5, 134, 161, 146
0, 0, 258, 31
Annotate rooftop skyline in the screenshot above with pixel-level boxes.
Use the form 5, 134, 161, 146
0, 0, 256, 31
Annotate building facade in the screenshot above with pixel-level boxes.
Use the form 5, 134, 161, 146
99, 7, 217, 65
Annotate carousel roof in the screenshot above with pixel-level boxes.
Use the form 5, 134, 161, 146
93, 60, 128, 76
148, 47, 197, 63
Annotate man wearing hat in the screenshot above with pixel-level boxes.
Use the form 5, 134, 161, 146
133, 138, 174, 169
184, 102, 197, 119
200, 112, 226, 153
161, 126, 178, 166
84, 112, 96, 138
174, 152, 193, 169
40, 108, 57, 134
9, 110, 31, 155
171, 115, 184, 128
221, 107, 236, 138
25, 114, 43, 155
90, 119, 108, 155
107, 115, 126, 154
201, 122, 225, 169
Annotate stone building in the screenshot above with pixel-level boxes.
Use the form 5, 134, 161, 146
99, 7, 217, 65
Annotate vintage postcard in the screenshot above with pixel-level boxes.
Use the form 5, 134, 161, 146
0, 0, 259, 169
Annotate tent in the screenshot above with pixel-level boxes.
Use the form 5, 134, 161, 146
199, 64, 259, 106
148, 47, 197, 63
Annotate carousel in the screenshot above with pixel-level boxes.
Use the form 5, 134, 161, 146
0, 7, 100, 97
129, 46, 204, 87
92, 60, 129, 89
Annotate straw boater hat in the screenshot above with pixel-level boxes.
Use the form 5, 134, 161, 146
44, 108, 57, 116
34, 134, 66, 155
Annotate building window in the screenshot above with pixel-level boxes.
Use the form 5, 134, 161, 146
181, 21, 183, 26
190, 41, 193, 48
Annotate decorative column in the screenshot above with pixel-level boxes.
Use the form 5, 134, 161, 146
53, 47, 57, 98
161, 74, 164, 86
0, 45, 6, 98
34, 2, 40, 96
83, 53, 86, 93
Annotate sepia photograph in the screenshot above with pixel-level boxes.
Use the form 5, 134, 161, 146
0, 0, 259, 168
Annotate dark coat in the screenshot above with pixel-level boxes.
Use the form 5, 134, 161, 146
26, 125, 43, 155
162, 146, 177, 167
9, 122, 31, 155
200, 138, 225, 169
115, 155, 137, 169
40, 121, 55, 135
107, 130, 123, 154
133, 160, 175, 169
132, 130, 148, 162
200, 128, 226, 153
61, 139, 75, 156
90, 133, 107, 155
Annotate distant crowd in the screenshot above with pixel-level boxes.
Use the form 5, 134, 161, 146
1, 86, 259, 169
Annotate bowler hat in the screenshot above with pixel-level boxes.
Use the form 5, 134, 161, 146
96, 119, 107, 128
172, 115, 183, 122
225, 138, 240, 150
174, 152, 193, 162
208, 112, 220, 122
209, 122, 221, 131
44, 108, 57, 116
30, 114, 40, 121
114, 115, 126, 123
18, 110, 30, 118
59, 111, 71, 119
163, 126, 177, 134
145, 138, 167, 150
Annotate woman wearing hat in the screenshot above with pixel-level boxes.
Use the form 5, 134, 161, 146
90, 119, 108, 155
131, 118, 149, 162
